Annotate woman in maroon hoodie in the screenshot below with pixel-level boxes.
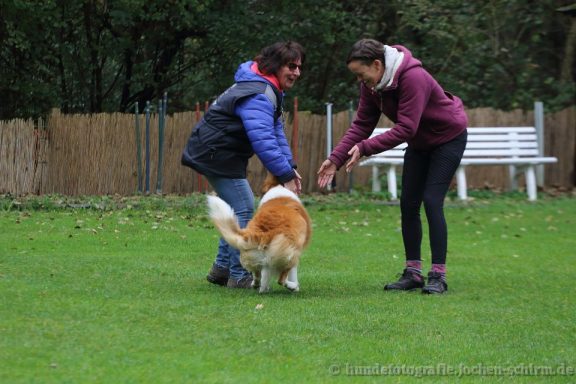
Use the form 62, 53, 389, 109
317, 39, 468, 294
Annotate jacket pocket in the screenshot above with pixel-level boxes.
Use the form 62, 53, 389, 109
181, 124, 220, 167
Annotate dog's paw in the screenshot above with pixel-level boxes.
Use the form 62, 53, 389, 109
284, 281, 300, 292
251, 280, 261, 289
258, 285, 271, 294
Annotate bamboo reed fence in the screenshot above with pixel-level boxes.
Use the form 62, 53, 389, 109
1, 106, 574, 196
0, 117, 48, 195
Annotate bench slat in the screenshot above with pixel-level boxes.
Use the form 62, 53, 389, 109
467, 134, 538, 142
462, 126, 535, 133
466, 142, 538, 149
460, 157, 558, 165
464, 149, 540, 157
370, 127, 536, 134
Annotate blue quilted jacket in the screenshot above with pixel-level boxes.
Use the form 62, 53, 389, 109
181, 61, 296, 183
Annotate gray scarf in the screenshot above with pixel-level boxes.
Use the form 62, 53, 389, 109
374, 45, 404, 91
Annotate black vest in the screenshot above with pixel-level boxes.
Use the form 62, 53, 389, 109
181, 81, 283, 178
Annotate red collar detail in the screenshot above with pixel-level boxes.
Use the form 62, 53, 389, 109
251, 62, 282, 91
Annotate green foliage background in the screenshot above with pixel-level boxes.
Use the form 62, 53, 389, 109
1, 0, 574, 118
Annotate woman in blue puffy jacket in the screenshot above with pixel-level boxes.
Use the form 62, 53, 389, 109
182, 41, 305, 288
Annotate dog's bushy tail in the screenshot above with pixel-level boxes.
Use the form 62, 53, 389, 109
206, 195, 248, 250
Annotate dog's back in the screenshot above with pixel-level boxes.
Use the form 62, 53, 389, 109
252, 194, 311, 246
245, 193, 311, 269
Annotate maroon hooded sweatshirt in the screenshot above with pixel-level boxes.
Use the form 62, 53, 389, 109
328, 45, 468, 169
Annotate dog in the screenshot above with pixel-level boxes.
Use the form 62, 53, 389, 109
206, 174, 311, 293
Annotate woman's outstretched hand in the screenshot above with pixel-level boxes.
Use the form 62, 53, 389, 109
317, 159, 337, 189
345, 145, 361, 173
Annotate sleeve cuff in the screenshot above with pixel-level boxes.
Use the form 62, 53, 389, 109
277, 169, 296, 184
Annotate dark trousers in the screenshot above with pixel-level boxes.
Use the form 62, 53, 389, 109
400, 130, 467, 265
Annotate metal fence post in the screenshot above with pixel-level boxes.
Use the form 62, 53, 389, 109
325, 103, 333, 191
156, 93, 167, 194
347, 100, 354, 193
145, 101, 151, 194
134, 102, 143, 193
534, 101, 544, 187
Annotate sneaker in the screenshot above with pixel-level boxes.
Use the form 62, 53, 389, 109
384, 268, 425, 291
206, 263, 229, 286
226, 275, 254, 289
422, 271, 448, 294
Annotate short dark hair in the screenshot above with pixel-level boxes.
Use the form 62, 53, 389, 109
346, 38, 385, 65
254, 41, 306, 75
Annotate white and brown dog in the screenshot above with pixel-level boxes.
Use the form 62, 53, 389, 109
206, 175, 311, 293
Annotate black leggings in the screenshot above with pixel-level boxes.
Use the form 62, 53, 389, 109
400, 130, 467, 265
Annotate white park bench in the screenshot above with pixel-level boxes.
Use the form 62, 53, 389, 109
359, 127, 558, 201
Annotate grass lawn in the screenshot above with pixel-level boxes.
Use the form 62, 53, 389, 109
1, 193, 575, 383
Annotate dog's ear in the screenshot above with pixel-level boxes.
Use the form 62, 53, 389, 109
261, 172, 280, 194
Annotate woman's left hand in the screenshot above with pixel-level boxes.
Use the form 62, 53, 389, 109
284, 175, 301, 195
294, 170, 303, 194
345, 145, 362, 173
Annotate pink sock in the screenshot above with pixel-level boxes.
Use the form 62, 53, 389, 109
406, 261, 423, 281
431, 264, 446, 278
406, 260, 422, 270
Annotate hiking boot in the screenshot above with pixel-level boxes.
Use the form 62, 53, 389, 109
226, 275, 254, 289
384, 268, 425, 291
422, 271, 448, 294
206, 263, 229, 286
